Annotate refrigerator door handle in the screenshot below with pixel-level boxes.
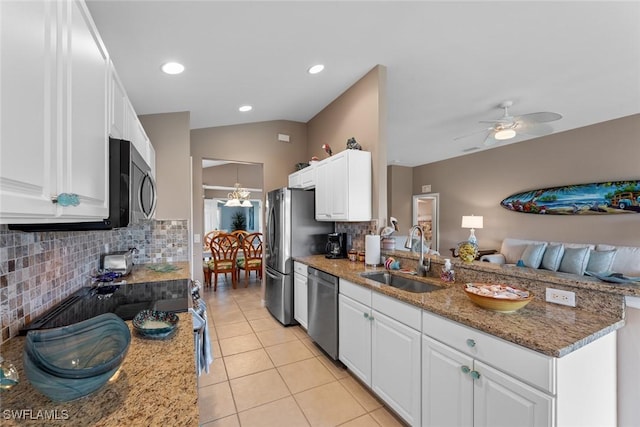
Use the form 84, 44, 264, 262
265, 268, 278, 280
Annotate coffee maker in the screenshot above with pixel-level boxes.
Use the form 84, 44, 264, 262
326, 232, 347, 259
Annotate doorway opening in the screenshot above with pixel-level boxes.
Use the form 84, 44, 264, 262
202, 159, 264, 235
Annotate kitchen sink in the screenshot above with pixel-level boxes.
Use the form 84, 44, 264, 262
360, 272, 443, 293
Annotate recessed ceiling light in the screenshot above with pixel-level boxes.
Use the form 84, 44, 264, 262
238, 105, 253, 112
161, 62, 184, 75
308, 64, 325, 74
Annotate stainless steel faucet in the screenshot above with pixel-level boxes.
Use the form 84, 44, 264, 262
405, 225, 430, 276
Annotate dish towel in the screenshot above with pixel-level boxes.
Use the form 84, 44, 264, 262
199, 302, 213, 375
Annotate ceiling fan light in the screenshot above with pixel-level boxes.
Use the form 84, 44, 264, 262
494, 128, 516, 140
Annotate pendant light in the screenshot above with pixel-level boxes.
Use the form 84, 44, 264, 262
225, 166, 251, 207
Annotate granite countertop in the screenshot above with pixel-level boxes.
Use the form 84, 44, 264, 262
295, 255, 624, 358
0, 312, 197, 426
123, 261, 191, 284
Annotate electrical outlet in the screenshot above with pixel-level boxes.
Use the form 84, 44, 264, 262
545, 288, 576, 307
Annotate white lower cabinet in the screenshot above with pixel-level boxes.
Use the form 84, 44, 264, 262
372, 309, 421, 426
293, 262, 308, 329
422, 311, 617, 427
422, 335, 552, 427
338, 294, 372, 385
338, 280, 421, 426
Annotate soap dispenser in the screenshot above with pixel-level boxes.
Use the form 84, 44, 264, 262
440, 258, 455, 283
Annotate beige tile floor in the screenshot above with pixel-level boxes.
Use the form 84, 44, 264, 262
198, 276, 408, 427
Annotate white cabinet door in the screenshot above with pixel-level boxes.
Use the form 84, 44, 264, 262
372, 310, 421, 426
0, 0, 57, 220
338, 294, 372, 386
62, 0, 109, 219
314, 161, 331, 220
288, 170, 302, 188
0, 0, 109, 222
293, 271, 308, 330
300, 164, 316, 189
315, 150, 371, 221
109, 64, 126, 139
327, 154, 348, 219
473, 361, 553, 427
422, 336, 474, 427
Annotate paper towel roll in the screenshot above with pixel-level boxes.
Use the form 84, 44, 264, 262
365, 235, 381, 266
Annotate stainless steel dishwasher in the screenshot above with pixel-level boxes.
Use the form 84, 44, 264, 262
307, 267, 339, 360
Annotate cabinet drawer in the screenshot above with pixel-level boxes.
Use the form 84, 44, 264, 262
340, 279, 371, 307
293, 261, 308, 276
422, 311, 555, 394
372, 292, 421, 331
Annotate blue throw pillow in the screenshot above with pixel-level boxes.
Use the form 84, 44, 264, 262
558, 247, 591, 275
521, 243, 548, 268
586, 250, 617, 274
541, 244, 565, 271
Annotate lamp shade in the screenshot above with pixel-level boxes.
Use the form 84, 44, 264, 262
461, 215, 483, 229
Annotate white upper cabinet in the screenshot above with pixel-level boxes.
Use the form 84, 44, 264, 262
0, 0, 109, 223
288, 163, 316, 190
315, 150, 371, 221
109, 63, 127, 140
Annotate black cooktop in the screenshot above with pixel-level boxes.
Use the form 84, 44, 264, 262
20, 279, 189, 334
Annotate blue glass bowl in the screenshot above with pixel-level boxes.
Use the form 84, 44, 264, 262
24, 313, 131, 379
23, 313, 130, 402
23, 353, 121, 402
132, 310, 179, 339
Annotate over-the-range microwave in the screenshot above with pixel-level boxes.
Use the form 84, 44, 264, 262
9, 138, 157, 232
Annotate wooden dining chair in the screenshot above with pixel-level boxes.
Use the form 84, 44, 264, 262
230, 229, 249, 242
236, 232, 263, 286
206, 233, 239, 291
202, 230, 223, 286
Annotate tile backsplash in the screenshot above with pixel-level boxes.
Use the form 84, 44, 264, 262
0, 220, 189, 343
336, 220, 378, 251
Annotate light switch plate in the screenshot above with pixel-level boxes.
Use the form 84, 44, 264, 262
422, 184, 431, 193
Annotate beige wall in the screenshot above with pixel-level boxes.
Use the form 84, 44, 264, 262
202, 163, 263, 188
190, 120, 307, 282
307, 65, 388, 225
413, 114, 640, 252
139, 111, 191, 220
387, 165, 413, 235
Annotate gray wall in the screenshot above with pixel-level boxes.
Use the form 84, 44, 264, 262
412, 114, 640, 252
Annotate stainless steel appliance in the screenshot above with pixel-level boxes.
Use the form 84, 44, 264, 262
9, 138, 156, 232
326, 232, 347, 259
265, 188, 334, 325
100, 248, 136, 275
307, 267, 339, 359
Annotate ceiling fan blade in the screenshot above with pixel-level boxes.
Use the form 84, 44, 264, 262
516, 112, 562, 123
454, 126, 493, 141
517, 122, 554, 136
479, 118, 513, 124
483, 131, 499, 146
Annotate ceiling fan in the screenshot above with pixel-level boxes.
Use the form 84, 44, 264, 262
457, 101, 562, 146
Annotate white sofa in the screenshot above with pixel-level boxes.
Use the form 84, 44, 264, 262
480, 237, 640, 277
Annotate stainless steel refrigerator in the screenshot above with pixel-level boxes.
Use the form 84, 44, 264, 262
265, 187, 334, 325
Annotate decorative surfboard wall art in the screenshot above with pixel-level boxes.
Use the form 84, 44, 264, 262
501, 180, 640, 215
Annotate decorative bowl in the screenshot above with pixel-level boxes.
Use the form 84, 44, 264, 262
464, 283, 533, 313
132, 310, 179, 339
24, 313, 131, 379
457, 241, 479, 264
23, 313, 130, 401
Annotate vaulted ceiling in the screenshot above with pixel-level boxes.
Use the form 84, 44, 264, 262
87, 1, 640, 167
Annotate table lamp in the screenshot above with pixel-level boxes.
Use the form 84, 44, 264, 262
461, 215, 483, 245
